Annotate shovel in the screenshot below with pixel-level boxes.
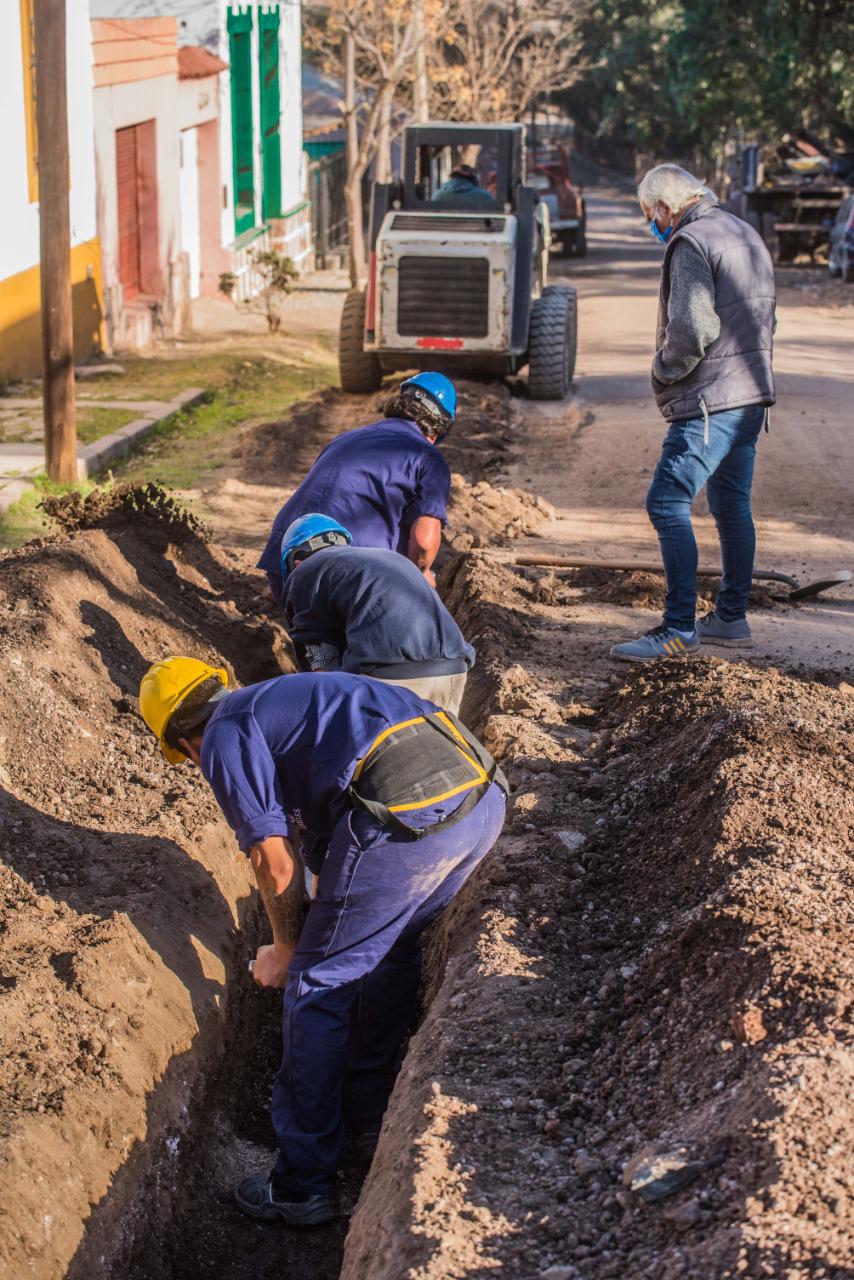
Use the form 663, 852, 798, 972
509, 554, 852, 603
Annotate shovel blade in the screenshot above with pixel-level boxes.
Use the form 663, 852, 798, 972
787, 570, 852, 602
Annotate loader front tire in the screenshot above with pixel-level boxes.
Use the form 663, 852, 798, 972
339, 289, 382, 393
527, 284, 577, 400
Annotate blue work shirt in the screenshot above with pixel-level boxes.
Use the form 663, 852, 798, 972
257, 418, 451, 599
199, 672, 439, 862
281, 545, 475, 679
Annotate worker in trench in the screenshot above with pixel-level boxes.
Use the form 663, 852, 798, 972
138, 657, 507, 1226
611, 163, 776, 664
258, 372, 457, 606
275, 512, 475, 716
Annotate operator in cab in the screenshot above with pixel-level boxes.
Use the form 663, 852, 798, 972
431, 162, 494, 209
258, 373, 456, 605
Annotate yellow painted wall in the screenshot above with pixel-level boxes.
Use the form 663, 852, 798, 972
0, 238, 105, 382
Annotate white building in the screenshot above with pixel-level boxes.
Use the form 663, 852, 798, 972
1, 0, 104, 380
90, 17, 232, 348
90, 0, 312, 321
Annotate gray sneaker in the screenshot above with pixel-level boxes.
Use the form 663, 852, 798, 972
697, 611, 753, 649
610, 624, 700, 663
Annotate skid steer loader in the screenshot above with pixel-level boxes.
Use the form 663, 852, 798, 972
339, 123, 578, 400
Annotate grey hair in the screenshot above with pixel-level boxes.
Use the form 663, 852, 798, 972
638, 164, 711, 216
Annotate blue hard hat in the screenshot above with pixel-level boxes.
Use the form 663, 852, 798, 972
400, 372, 457, 424
280, 513, 352, 579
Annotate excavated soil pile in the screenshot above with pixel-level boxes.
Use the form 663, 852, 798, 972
0, 490, 289, 1279
343, 551, 853, 1280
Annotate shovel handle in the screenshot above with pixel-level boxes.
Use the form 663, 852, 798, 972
511, 554, 801, 590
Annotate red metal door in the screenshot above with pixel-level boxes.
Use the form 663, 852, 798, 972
116, 125, 141, 299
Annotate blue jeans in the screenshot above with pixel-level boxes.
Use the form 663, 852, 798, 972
270, 783, 506, 1196
645, 404, 765, 630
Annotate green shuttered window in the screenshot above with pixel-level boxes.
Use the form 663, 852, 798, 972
259, 7, 282, 220
228, 7, 255, 237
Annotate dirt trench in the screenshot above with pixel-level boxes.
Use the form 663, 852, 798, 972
343, 551, 853, 1280
1, 383, 851, 1280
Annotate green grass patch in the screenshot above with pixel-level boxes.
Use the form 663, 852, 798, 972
112, 350, 336, 492
76, 406, 140, 444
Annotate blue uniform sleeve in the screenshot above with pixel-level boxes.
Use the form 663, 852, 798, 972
284, 567, 345, 651
201, 713, 290, 853
411, 449, 451, 524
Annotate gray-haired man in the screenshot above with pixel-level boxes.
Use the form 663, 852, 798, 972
612, 163, 776, 663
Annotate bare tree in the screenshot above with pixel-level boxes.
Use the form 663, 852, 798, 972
430, 0, 588, 122
309, 2, 422, 283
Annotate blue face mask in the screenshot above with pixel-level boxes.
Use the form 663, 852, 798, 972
650, 219, 673, 245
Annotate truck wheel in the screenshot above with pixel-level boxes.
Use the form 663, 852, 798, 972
528, 284, 577, 400
339, 289, 381, 393
574, 226, 588, 258
842, 249, 854, 284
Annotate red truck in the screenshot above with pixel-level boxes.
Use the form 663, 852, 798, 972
528, 144, 587, 257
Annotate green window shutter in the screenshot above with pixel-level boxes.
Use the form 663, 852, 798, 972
227, 7, 255, 237
259, 6, 282, 220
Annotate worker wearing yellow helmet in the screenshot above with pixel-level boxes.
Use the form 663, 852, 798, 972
138, 656, 507, 1227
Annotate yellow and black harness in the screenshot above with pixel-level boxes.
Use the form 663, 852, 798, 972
348, 710, 508, 840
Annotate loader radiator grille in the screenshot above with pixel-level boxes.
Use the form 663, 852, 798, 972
391, 215, 505, 232
397, 256, 489, 338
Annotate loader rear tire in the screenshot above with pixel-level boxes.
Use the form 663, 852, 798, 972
339, 289, 382, 393
527, 284, 577, 400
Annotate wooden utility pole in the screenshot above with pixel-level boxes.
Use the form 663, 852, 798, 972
33, 0, 77, 483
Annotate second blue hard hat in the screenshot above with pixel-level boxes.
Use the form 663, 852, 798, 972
280, 513, 352, 579
400, 372, 457, 423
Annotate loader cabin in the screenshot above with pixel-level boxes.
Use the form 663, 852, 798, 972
399, 123, 524, 212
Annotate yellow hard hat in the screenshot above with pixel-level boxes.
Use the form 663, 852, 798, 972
139, 657, 228, 764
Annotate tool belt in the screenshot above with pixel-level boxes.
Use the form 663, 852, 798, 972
348, 711, 508, 840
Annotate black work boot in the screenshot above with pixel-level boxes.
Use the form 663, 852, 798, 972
234, 1172, 338, 1226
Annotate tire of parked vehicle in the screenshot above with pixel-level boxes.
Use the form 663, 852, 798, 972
527, 284, 578, 400
842, 249, 854, 284
573, 225, 588, 258
339, 289, 382, 393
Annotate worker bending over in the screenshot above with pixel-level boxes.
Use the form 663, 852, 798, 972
278, 513, 475, 715
259, 373, 456, 605
139, 658, 506, 1227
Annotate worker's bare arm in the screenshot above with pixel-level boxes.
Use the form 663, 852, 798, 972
408, 515, 442, 585
249, 836, 305, 987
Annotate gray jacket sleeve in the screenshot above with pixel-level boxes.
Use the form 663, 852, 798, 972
653, 240, 721, 386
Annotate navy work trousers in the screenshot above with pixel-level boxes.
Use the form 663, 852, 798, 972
645, 403, 765, 630
271, 782, 506, 1196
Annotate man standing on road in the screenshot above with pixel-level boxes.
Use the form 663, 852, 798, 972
611, 163, 776, 663
138, 658, 506, 1227
258, 373, 456, 607
278, 514, 475, 715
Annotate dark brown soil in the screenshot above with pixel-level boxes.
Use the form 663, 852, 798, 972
2, 377, 851, 1280
343, 549, 854, 1280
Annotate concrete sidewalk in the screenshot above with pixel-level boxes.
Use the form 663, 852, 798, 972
0, 387, 206, 511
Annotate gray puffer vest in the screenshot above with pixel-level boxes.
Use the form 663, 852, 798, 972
654, 196, 776, 420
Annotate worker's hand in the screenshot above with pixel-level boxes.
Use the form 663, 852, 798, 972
252, 942, 295, 989
423, 568, 437, 589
